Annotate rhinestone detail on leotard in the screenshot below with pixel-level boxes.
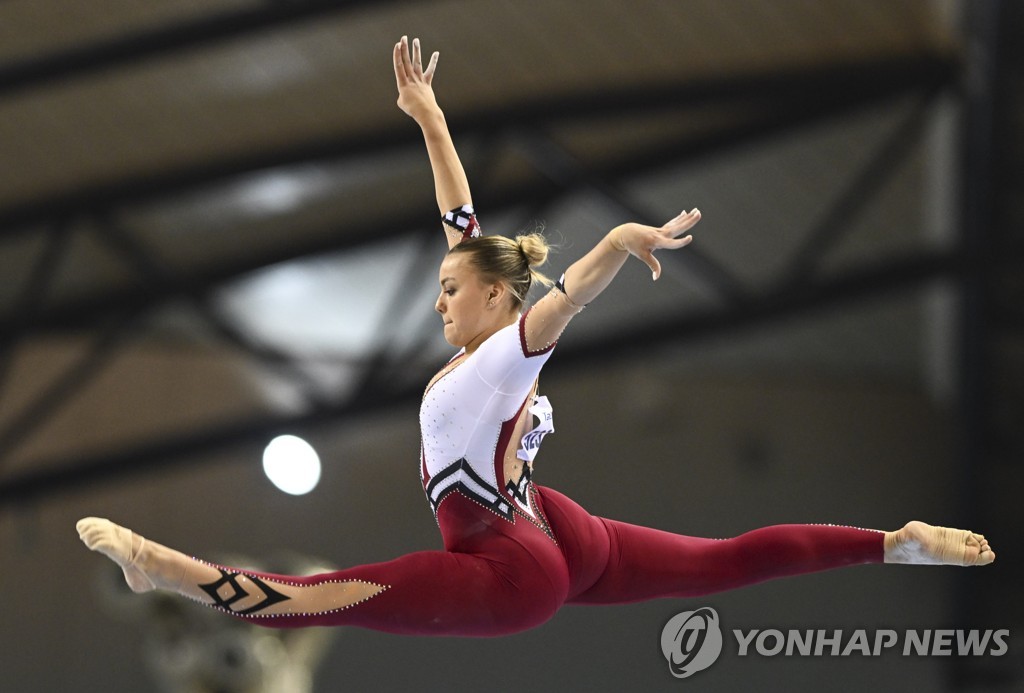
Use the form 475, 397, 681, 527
191, 558, 390, 619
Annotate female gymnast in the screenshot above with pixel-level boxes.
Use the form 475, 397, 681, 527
77, 36, 994, 637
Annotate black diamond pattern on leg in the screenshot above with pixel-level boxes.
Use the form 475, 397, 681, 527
200, 568, 291, 615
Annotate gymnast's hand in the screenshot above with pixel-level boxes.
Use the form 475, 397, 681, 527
394, 36, 441, 122
609, 209, 702, 280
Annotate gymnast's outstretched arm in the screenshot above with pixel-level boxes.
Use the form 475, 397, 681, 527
523, 212, 703, 352
393, 35, 473, 249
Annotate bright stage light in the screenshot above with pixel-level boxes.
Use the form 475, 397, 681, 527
262, 434, 321, 495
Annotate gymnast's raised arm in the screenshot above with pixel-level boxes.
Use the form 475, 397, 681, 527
393, 36, 703, 350
393, 36, 475, 249
523, 210, 703, 352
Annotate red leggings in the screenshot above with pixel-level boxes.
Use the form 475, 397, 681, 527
218, 485, 883, 636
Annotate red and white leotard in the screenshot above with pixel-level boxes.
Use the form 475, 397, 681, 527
420, 310, 554, 527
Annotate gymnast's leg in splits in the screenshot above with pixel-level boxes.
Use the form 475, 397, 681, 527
533, 486, 994, 607
77, 500, 993, 636
76, 516, 563, 636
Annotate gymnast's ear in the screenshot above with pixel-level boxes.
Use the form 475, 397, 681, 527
485, 279, 510, 308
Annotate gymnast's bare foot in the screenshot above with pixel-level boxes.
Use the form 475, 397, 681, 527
77, 517, 182, 593
884, 520, 995, 566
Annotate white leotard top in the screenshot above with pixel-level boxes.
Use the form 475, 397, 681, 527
420, 311, 555, 521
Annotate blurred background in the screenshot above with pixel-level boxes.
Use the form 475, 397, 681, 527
0, 0, 1020, 691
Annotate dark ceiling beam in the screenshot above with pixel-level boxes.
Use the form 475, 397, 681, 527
0, 53, 956, 234
0, 220, 72, 399
0, 0, 395, 98
778, 85, 940, 286
89, 214, 331, 408
578, 248, 969, 361
2, 205, 433, 335
0, 307, 145, 471
347, 228, 439, 401
0, 73, 953, 339
513, 128, 750, 305
4, 243, 1018, 507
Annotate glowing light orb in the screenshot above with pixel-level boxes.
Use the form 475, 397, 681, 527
262, 435, 321, 495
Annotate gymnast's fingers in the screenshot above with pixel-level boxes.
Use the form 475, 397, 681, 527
412, 37, 423, 77
661, 235, 694, 251
663, 209, 701, 237
397, 36, 414, 81
424, 51, 439, 83
393, 41, 408, 87
640, 250, 662, 281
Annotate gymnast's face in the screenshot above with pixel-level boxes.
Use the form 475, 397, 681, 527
435, 253, 504, 350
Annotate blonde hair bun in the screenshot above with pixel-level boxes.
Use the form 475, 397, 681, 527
515, 233, 550, 269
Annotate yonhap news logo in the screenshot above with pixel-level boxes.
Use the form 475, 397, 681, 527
660, 607, 1010, 680
660, 607, 724, 678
